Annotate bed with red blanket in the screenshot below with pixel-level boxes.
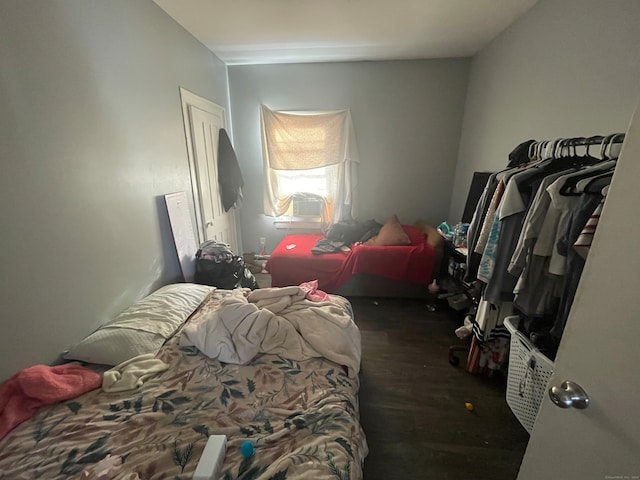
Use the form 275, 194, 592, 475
267, 220, 444, 298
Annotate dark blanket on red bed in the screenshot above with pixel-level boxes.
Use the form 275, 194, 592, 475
268, 226, 435, 292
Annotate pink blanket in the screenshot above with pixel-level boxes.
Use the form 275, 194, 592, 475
0, 364, 102, 440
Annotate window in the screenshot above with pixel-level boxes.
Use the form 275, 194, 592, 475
260, 105, 359, 225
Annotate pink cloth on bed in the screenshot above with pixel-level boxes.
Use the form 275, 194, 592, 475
268, 226, 436, 292
0, 364, 102, 440
299, 280, 330, 302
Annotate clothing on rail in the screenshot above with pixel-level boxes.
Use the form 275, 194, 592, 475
464, 135, 620, 372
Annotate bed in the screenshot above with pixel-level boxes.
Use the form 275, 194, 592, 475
0, 285, 367, 479
267, 218, 444, 298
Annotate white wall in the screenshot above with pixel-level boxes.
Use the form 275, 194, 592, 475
228, 60, 470, 254
448, 0, 640, 222
0, 0, 229, 381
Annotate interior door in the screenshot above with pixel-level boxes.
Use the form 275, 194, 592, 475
180, 89, 239, 254
517, 104, 640, 478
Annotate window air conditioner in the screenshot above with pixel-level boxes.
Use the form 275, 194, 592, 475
292, 197, 323, 217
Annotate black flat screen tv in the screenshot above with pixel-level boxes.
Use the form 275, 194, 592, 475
461, 172, 493, 223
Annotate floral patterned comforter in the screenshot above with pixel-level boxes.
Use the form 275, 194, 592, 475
0, 290, 368, 479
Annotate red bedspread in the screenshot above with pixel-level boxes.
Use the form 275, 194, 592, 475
267, 227, 435, 292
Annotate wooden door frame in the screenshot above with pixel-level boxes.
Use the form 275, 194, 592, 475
179, 87, 227, 245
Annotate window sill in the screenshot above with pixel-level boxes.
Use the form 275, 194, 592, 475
273, 217, 322, 230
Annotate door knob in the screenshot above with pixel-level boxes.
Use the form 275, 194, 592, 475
548, 381, 590, 409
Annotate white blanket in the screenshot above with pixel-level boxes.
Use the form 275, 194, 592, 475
102, 353, 170, 393
181, 288, 361, 377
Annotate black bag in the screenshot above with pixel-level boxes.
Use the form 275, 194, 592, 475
194, 241, 258, 290
325, 219, 382, 244
240, 265, 259, 290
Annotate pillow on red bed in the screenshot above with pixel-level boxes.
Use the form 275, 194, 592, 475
365, 215, 411, 246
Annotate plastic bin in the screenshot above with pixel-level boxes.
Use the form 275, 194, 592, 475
504, 316, 554, 434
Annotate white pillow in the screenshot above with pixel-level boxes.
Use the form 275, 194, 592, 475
64, 283, 214, 366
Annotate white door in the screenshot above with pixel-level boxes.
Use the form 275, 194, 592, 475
517, 104, 640, 478
180, 89, 239, 254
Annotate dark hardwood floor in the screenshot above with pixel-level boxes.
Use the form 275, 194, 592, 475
349, 297, 529, 480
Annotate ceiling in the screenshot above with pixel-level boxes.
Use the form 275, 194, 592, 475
154, 0, 539, 65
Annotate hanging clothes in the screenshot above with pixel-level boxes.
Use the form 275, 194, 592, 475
510, 169, 573, 318
466, 299, 512, 375
463, 134, 622, 371
464, 172, 500, 283
218, 128, 244, 212
573, 185, 609, 259
480, 167, 543, 304
551, 185, 609, 340
542, 161, 616, 276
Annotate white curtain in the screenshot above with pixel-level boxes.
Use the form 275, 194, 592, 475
260, 105, 359, 224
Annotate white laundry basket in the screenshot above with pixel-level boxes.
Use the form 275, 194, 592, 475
504, 316, 554, 434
